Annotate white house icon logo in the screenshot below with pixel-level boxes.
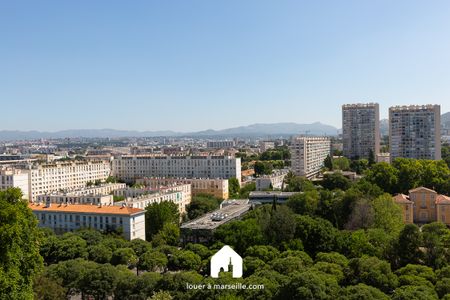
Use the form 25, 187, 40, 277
210, 245, 243, 278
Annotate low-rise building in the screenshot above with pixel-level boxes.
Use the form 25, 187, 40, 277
36, 193, 113, 206
249, 191, 298, 204
0, 167, 29, 199
136, 177, 229, 199
393, 187, 450, 225
29, 202, 146, 240
255, 169, 289, 191
114, 184, 191, 214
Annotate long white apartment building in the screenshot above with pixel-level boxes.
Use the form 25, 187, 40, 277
36, 193, 113, 206
290, 136, 331, 178
112, 155, 241, 183
389, 105, 441, 161
114, 184, 191, 214
26, 161, 111, 201
29, 202, 145, 240
0, 167, 30, 199
65, 183, 126, 196
136, 177, 229, 199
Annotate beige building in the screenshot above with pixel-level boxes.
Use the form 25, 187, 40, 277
342, 103, 380, 159
136, 177, 229, 199
112, 155, 241, 183
0, 167, 30, 199
30, 202, 146, 240
114, 184, 191, 214
290, 137, 331, 178
393, 187, 450, 225
26, 161, 111, 201
389, 105, 441, 161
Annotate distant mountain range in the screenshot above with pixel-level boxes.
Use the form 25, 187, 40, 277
1, 113, 448, 141
0, 122, 339, 141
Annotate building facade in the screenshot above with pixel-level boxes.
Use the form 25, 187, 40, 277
114, 184, 191, 215
389, 105, 441, 161
136, 177, 229, 199
255, 169, 288, 191
30, 203, 146, 240
342, 103, 380, 159
0, 167, 30, 199
26, 161, 111, 201
112, 155, 241, 183
290, 137, 331, 178
206, 141, 235, 149
393, 187, 450, 225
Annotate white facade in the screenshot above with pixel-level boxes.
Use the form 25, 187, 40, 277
389, 105, 441, 161
206, 141, 235, 148
27, 161, 111, 201
112, 155, 241, 183
342, 103, 380, 159
259, 141, 275, 152
256, 169, 289, 191
0, 167, 30, 199
30, 203, 146, 240
36, 193, 113, 206
290, 137, 331, 178
114, 184, 191, 214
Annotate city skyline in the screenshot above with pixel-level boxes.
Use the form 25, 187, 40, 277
2, 1, 450, 131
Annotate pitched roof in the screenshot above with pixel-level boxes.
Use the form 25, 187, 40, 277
393, 194, 413, 204
29, 203, 144, 215
436, 195, 450, 205
409, 186, 437, 193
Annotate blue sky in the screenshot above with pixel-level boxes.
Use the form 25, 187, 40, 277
1, 0, 450, 131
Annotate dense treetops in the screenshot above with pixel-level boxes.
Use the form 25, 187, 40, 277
1, 156, 450, 299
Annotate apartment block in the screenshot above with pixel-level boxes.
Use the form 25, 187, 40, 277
0, 167, 30, 199
342, 103, 380, 159
26, 161, 111, 201
206, 141, 235, 149
393, 187, 450, 225
30, 202, 146, 240
290, 137, 331, 178
136, 177, 229, 199
389, 105, 441, 161
112, 155, 241, 183
114, 184, 191, 214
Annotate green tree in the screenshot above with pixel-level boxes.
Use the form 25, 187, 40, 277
0, 188, 43, 300
88, 244, 113, 264
168, 250, 202, 271
395, 224, 423, 268
286, 191, 320, 215
145, 201, 180, 241
111, 248, 138, 268
365, 162, 399, 194
186, 194, 221, 220
228, 177, 241, 198
254, 161, 273, 175
322, 172, 352, 191
33, 272, 67, 300
338, 283, 389, 300
278, 270, 340, 300
324, 154, 333, 170
333, 157, 351, 171
422, 222, 449, 269
371, 194, 404, 234
391, 285, 439, 300
368, 149, 375, 166
346, 255, 398, 294
139, 250, 168, 272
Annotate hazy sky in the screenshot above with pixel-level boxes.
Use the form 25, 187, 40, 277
1, 1, 450, 131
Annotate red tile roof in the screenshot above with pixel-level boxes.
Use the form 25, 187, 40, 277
409, 186, 437, 193
29, 203, 144, 215
393, 194, 413, 204
436, 195, 450, 205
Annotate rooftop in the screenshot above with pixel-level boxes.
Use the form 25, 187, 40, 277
180, 199, 251, 230
29, 203, 144, 215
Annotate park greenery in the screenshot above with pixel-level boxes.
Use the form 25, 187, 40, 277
1, 156, 450, 299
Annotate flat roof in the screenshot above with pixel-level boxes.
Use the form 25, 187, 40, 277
181, 200, 251, 230
29, 203, 144, 215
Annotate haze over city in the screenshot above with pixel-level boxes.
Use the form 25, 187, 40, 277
2, 0, 450, 131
